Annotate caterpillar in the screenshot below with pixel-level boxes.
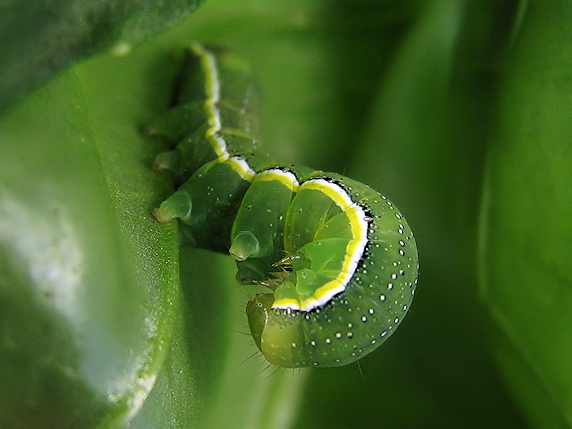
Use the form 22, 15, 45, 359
147, 43, 418, 368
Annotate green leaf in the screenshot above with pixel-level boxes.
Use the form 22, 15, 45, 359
0, 36, 181, 427
6, 0, 571, 427
0, 0, 205, 114
479, 1, 572, 426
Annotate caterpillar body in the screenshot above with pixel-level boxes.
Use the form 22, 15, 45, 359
148, 43, 418, 368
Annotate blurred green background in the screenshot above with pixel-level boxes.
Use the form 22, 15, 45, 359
2, 0, 572, 427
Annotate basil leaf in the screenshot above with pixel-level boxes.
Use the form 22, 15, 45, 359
479, 1, 572, 426
0, 42, 180, 427
0, 0, 205, 114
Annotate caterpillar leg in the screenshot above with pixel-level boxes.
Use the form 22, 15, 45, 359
153, 149, 181, 172
229, 231, 261, 261
152, 190, 192, 223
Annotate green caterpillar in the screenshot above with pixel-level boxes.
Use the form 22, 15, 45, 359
147, 43, 418, 368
